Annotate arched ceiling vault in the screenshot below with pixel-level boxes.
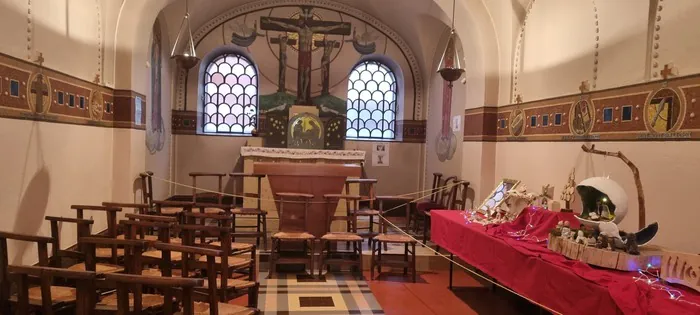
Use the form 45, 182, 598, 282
113, 0, 500, 105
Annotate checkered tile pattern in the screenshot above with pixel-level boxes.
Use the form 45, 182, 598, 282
259, 273, 384, 315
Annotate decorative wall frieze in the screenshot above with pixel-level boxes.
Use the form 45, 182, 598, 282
465, 74, 700, 142
397, 119, 426, 143
0, 52, 145, 129
172, 110, 197, 135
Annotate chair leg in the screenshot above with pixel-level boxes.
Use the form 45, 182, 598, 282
262, 214, 268, 251
403, 243, 408, 275
256, 214, 261, 247
423, 215, 429, 245
412, 242, 417, 283
309, 239, 316, 277
269, 238, 277, 278
370, 239, 376, 280
356, 240, 364, 277
232, 215, 237, 243
318, 240, 325, 278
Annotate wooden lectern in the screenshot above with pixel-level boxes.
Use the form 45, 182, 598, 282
254, 162, 361, 237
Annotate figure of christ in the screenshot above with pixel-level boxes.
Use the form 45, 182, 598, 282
270, 34, 297, 93
315, 39, 339, 96
261, 10, 351, 105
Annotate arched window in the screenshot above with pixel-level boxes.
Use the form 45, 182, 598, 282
202, 54, 258, 134
346, 60, 397, 139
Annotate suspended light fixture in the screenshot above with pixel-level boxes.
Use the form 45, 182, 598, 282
170, 0, 199, 70
437, 0, 465, 82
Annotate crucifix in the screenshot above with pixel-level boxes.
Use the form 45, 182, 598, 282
579, 80, 590, 93
260, 6, 351, 105
314, 38, 340, 96
270, 34, 297, 93
31, 74, 49, 114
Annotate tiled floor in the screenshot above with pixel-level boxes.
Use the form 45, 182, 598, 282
230, 270, 542, 315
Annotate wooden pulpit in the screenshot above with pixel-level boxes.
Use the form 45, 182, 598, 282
254, 162, 361, 237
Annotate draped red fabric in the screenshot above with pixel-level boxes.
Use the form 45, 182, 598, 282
431, 208, 700, 315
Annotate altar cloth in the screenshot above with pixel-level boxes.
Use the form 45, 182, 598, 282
431, 208, 700, 315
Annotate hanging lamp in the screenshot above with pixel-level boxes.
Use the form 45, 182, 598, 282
437, 0, 465, 82
170, 0, 199, 70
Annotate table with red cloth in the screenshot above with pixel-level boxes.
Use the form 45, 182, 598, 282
431, 207, 700, 315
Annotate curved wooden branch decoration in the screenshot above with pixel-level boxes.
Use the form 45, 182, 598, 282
581, 144, 646, 229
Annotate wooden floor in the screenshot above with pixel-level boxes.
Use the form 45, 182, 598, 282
231, 269, 544, 314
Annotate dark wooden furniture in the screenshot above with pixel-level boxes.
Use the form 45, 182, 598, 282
318, 194, 363, 277
104, 272, 203, 315
344, 178, 381, 241
370, 233, 417, 283
229, 172, 268, 250
139, 171, 155, 207
189, 172, 227, 215
155, 242, 259, 314
254, 162, 361, 238
153, 200, 194, 223
8, 265, 97, 315
416, 176, 458, 236
269, 192, 316, 278
423, 178, 468, 247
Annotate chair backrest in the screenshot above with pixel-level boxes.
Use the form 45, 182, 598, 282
189, 172, 227, 204
323, 194, 360, 233
103, 202, 151, 215
229, 173, 265, 210
450, 181, 471, 210
124, 213, 178, 224
276, 193, 313, 233
104, 272, 203, 315
44, 216, 95, 266
345, 178, 378, 211
154, 242, 225, 314
0, 231, 54, 313
139, 171, 154, 206
438, 176, 458, 207
120, 219, 173, 244
8, 265, 97, 315
78, 237, 148, 275
429, 173, 443, 203
71, 205, 122, 238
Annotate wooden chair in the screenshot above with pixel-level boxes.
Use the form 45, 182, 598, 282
139, 171, 155, 207
344, 178, 381, 241
422, 178, 461, 245
119, 218, 181, 271
0, 231, 59, 313
155, 242, 259, 314
318, 194, 363, 277
8, 265, 97, 315
370, 233, 417, 283
415, 176, 457, 233
103, 273, 203, 315
153, 200, 194, 224
44, 216, 124, 274
190, 172, 228, 215
229, 173, 268, 250
269, 192, 316, 278
178, 217, 257, 305
374, 195, 413, 251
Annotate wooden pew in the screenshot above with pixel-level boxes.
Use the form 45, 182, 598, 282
0, 231, 55, 313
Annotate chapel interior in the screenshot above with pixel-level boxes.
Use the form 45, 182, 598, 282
1, 0, 699, 314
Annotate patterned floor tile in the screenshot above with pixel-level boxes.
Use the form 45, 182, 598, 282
259, 272, 385, 315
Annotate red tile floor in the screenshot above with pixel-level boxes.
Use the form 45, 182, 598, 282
231, 269, 546, 314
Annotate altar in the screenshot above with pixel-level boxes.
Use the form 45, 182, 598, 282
240, 144, 365, 235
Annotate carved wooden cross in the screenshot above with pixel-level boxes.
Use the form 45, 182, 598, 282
260, 6, 351, 104
579, 80, 590, 93
661, 64, 675, 80
269, 35, 297, 93
515, 94, 523, 104
31, 73, 49, 113
34, 53, 45, 67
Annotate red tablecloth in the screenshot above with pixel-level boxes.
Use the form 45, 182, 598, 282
431, 207, 700, 315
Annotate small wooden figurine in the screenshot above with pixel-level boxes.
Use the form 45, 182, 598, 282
561, 221, 571, 238
560, 169, 576, 212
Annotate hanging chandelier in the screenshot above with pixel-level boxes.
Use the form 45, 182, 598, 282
437, 0, 465, 82
170, 0, 199, 70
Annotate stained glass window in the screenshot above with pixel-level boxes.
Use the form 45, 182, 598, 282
203, 54, 258, 135
346, 61, 397, 139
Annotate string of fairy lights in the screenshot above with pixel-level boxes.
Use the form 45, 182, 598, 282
149, 175, 699, 312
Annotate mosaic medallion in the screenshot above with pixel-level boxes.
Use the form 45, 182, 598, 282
27, 72, 52, 114
644, 87, 685, 134
569, 99, 595, 135
509, 108, 525, 137
89, 90, 104, 121
287, 112, 324, 149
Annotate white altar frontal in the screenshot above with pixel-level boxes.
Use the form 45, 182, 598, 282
240, 141, 366, 234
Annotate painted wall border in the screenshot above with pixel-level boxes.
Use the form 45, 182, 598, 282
466, 74, 700, 142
